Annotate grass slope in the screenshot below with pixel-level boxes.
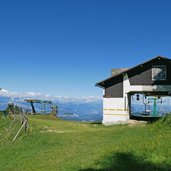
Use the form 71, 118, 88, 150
0, 115, 171, 171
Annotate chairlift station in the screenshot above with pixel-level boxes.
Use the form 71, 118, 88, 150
96, 56, 171, 125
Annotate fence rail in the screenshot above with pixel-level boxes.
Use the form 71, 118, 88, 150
12, 112, 29, 142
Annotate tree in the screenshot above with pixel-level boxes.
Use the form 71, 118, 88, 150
6, 103, 23, 115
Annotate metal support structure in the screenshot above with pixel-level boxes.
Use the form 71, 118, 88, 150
147, 97, 162, 117
130, 92, 167, 117
30, 102, 36, 114
24, 99, 57, 115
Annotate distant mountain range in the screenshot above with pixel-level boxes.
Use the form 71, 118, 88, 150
0, 89, 103, 121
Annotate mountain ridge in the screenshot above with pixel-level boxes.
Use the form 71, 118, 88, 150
0, 89, 103, 121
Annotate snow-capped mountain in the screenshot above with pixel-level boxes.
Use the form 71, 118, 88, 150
0, 89, 103, 121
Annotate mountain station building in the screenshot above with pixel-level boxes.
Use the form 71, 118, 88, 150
96, 56, 171, 125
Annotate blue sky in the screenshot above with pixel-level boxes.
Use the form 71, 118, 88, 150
0, 0, 171, 97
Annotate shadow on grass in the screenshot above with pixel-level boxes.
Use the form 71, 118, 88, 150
90, 121, 102, 125
79, 152, 171, 171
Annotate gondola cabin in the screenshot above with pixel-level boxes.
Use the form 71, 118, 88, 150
96, 56, 171, 125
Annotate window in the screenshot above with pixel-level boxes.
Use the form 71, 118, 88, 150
152, 65, 167, 81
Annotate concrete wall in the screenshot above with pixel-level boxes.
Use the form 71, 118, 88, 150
102, 98, 129, 125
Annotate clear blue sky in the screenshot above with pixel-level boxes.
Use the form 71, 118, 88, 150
0, 0, 171, 97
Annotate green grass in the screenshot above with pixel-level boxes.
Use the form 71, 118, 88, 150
0, 114, 171, 171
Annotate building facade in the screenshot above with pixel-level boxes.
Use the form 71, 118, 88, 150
96, 56, 171, 125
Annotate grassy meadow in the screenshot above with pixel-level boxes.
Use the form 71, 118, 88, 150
0, 114, 171, 171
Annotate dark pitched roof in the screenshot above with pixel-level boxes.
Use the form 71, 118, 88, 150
96, 56, 171, 88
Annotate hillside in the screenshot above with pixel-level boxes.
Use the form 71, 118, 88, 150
0, 115, 171, 171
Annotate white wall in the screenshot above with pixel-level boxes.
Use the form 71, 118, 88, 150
103, 98, 129, 125
103, 98, 124, 109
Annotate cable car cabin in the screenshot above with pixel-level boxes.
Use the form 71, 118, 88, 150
96, 56, 171, 125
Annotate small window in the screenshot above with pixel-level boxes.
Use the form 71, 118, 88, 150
152, 65, 167, 81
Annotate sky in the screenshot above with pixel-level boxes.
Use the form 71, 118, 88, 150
0, 0, 171, 97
